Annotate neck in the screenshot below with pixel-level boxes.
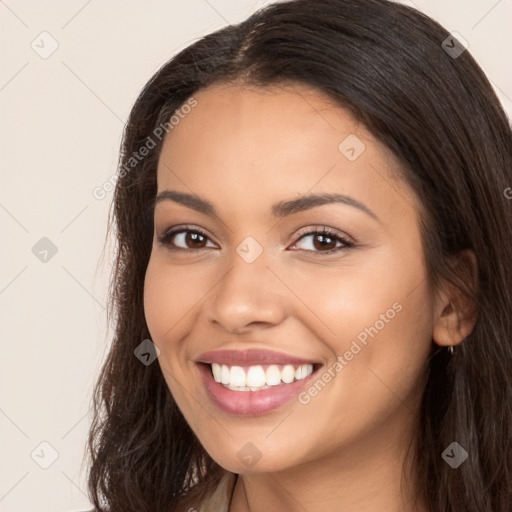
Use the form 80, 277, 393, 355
229, 416, 427, 512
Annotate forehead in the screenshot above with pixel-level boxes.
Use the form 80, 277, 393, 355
156, 82, 418, 222
161, 82, 364, 160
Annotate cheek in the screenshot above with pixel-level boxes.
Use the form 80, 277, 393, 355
143, 262, 173, 344
287, 249, 427, 351
287, 249, 434, 410
143, 255, 203, 345
143, 254, 215, 406
304, 274, 433, 418
281, 286, 432, 465
143, 257, 199, 413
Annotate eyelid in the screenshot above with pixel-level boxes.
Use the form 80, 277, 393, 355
289, 226, 354, 255
294, 224, 354, 244
157, 224, 216, 248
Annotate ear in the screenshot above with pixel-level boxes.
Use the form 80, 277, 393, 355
432, 249, 478, 348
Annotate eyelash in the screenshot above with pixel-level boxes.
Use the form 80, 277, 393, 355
157, 225, 354, 256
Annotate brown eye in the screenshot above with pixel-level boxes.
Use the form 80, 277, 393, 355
291, 227, 353, 256
182, 231, 207, 248
158, 228, 216, 251
311, 233, 337, 251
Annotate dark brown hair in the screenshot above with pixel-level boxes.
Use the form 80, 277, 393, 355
86, 1, 512, 510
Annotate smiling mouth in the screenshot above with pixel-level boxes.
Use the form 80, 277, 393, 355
200, 362, 321, 391
196, 356, 324, 416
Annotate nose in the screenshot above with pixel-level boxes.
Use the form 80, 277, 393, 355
205, 247, 288, 334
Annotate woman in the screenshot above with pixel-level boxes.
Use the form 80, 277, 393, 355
86, 0, 512, 511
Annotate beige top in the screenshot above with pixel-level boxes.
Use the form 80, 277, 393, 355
81, 472, 238, 512
197, 472, 238, 512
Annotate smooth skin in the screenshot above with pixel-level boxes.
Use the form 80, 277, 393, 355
143, 82, 476, 512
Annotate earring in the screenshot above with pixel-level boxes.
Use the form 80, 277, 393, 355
448, 346, 454, 355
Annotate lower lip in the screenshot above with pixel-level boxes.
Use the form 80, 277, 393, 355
197, 363, 319, 416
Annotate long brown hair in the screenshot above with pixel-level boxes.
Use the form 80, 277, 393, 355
86, 1, 512, 510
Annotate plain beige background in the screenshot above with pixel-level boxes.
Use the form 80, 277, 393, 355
1, 1, 511, 511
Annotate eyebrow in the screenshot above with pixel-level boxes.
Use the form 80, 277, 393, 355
153, 190, 379, 221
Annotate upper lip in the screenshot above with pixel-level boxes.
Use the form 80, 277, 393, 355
196, 349, 320, 366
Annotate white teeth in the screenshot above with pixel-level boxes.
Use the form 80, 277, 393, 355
246, 366, 266, 387
220, 364, 230, 385
265, 365, 281, 386
209, 363, 314, 390
212, 363, 222, 382
281, 364, 295, 384
230, 366, 246, 387
225, 383, 271, 392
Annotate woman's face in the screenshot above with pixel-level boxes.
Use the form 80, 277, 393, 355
144, 82, 438, 474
